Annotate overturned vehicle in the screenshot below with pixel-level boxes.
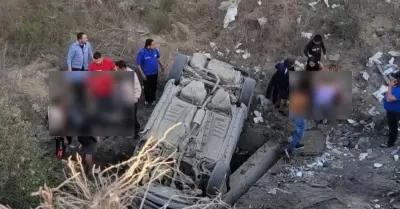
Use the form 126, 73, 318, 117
135, 53, 257, 208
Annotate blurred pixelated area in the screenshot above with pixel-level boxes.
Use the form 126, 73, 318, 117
289, 71, 352, 120
48, 71, 138, 136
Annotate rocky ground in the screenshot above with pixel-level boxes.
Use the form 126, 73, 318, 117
3, 0, 400, 208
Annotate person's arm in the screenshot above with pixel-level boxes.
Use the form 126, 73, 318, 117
318, 61, 324, 70
66, 45, 75, 71
386, 81, 398, 102
304, 42, 311, 57
156, 49, 165, 73
88, 42, 93, 62
136, 51, 147, 80
133, 71, 142, 103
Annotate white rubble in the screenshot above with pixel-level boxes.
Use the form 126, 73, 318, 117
209, 42, 218, 51
394, 154, 399, 162
253, 110, 261, 117
257, 1, 261, 6
331, 4, 340, 8
362, 71, 370, 81
389, 51, 400, 57
257, 94, 269, 106
324, 33, 331, 39
254, 66, 261, 73
297, 16, 302, 24
372, 85, 388, 101
323, 0, 330, 8
257, 17, 267, 27
373, 163, 383, 168
242, 50, 251, 59
347, 119, 356, 124
359, 153, 368, 161
367, 52, 383, 67
294, 60, 305, 71
389, 57, 395, 65
219, 0, 241, 28
309, 2, 318, 10
217, 51, 224, 57
235, 43, 242, 49
301, 32, 313, 39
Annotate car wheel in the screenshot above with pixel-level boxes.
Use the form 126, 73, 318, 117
206, 161, 231, 196
239, 77, 257, 108
169, 53, 188, 85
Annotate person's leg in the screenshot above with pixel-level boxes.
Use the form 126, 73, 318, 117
143, 77, 151, 104
266, 73, 278, 101
385, 111, 398, 147
149, 73, 158, 104
287, 117, 306, 151
134, 103, 140, 132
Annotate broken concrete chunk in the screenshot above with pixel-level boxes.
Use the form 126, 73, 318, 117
359, 153, 368, 161
253, 117, 260, 124
389, 51, 400, 57
218, 0, 241, 28
331, 4, 340, 8
301, 32, 313, 39
372, 85, 388, 101
373, 163, 383, 168
347, 119, 356, 124
257, 17, 267, 28
254, 110, 261, 117
217, 51, 224, 57
367, 52, 383, 67
242, 50, 251, 59
209, 42, 218, 51
362, 71, 370, 81
328, 54, 340, 61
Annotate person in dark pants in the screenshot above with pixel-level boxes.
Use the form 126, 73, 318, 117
67, 32, 93, 71
115, 60, 142, 138
136, 39, 165, 106
304, 34, 327, 62
265, 58, 295, 113
77, 136, 97, 173
381, 72, 400, 148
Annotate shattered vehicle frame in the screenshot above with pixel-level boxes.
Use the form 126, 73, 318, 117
135, 53, 256, 208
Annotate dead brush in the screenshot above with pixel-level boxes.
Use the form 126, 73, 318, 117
30, 123, 230, 209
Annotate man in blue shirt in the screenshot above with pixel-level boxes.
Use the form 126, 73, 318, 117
136, 39, 165, 106
382, 71, 400, 148
67, 32, 93, 71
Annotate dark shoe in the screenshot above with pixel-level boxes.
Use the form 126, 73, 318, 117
295, 143, 305, 149
381, 142, 394, 148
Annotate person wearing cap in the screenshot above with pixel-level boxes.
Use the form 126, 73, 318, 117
304, 34, 327, 62
381, 71, 400, 148
265, 57, 295, 114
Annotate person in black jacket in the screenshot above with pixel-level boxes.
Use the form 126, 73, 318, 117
265, 58, 295, 113
304, 34, 327, 62
306, 56, 324, 71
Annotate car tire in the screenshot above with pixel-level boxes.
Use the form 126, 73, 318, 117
239, 77, 257, 108
206, 161, 231, 196
169, 53, 188, 85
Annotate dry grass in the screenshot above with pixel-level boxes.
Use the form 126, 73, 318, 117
29, 123, 230, 209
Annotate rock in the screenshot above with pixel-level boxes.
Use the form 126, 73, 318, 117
217, 51, 224, 57
357, 137, 372, 150
257, 17, 267, 28
328, 54, 340, 61
171, 22, 190, 41
209, 42, 218, 51
359, 153, 368, 161
32, 103, 41, 113
362, 71, 370, 81
394, 155, 399, 162
375, 28, 385, 36
374, 204, 381, 208
395, 38, 400, 47
373, 163, 383, 168
389, 51, 400, 57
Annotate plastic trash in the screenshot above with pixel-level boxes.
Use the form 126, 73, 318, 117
367, 52, 383, 67
301, 32, 313, 39
374, 163, 383, 168
219, 0, 241, 28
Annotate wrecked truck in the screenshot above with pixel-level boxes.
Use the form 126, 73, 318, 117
135, 53, 257, 208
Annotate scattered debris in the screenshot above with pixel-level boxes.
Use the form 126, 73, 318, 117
367, 52, 383, 67
323, 0, 330, 8
372, 85, 388, 101
294, 60, 305, 71
267, 188, 292, 195
301, 32, 313, 39
389, 57, 395, 65
235, 43, 242, 49
257, 1, 262, 6
359, 153, 369, 161
257, 94, 269, 106
347, 119, 356, 124
242, 50, 251, 59
209, 42, 218, 51
368, 106, 380, 116
331, 4, 340, 8
217, 51, 224, 57
219, 0, 241, 28
324, 33, 331, 39
374, 204, 381, 208
297, 16, 302, 24
373, 163, 383, 168
375, 27, 385, 37
389, 51, 400, 57
253, 111, 261, 117
394, 154, 399, 162
362, 71, 370, 81
309, 1, 318, 11
257, 17, 267, 28
253, 66, 261, 73
328, 54, 340, 61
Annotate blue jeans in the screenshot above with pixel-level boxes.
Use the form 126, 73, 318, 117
287, 116, 305, 151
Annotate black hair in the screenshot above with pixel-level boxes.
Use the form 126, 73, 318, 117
93, 51, 102, 59
77, 32, 85, 40
284, 57, 295, 68
145, 39, 154, 48
115, 60, 127, 69
313, 34, 322, 42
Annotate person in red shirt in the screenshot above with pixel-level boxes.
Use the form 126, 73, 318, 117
88, 51, 117, 71
85, 71, 115, 113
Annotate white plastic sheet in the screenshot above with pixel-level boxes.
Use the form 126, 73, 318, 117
218, 0, 241, 28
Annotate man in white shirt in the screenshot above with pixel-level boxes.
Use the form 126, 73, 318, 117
115, 60, 142, 138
